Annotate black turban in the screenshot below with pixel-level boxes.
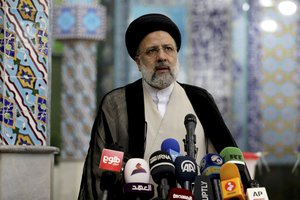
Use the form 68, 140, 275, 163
125, 13, 181, 60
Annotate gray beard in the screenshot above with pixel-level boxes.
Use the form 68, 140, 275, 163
139, 61, 179, 89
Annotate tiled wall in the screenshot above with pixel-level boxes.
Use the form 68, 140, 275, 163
0, 0, 50, 146
53, 2, 106, 160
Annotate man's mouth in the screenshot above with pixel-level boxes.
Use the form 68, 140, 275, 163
155, 66, 170, 72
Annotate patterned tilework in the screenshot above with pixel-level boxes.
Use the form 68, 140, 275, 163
259, 4, 300, 163
231, 0, 249, 148
0, 0, 50, 145
53, 4, 106, 40
190, 0, 233, 123
247, 0, 263, 153
53, 2, 106, 159
60, 42, 97, 160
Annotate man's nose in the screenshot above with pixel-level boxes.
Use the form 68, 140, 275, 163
156, 48, 168, 60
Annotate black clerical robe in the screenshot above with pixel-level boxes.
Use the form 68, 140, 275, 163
78, 79, 238, 200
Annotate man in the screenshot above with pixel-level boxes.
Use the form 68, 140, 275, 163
78, 13, 238, 199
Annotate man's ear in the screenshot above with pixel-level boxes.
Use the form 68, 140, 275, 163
135, 57, 142, 71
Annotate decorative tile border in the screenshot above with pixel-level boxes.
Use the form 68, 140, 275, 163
0, 0, 49, 145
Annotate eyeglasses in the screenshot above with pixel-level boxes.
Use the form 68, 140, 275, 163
137, 45, 177, 58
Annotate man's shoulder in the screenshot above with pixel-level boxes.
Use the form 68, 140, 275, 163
178, 82, 210, 97
102, 79, 142, 103
102, 86, 126, 102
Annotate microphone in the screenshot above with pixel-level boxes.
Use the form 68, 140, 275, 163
123, 158, 154, 200
161, 138, 183, 161
220, 147, 252, 190
168, 188, 195, 200
220, 162, 246, 200
246, 180, 269, 200
149, 151, 176, 199
183, 114, 198, 159
193, 175, 214, 200
199, 153, 224, 200
99, 148, 124, 200
174, 156, 198, 191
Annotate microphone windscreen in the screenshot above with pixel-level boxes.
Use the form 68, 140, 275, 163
124, 158, 150, 183
220, 147, 252, 189
174, 156, 198, 185
161, 138, 180, 153
100, 171, 117, 191
149, 151, 175, 184
220, 147, 245, 165
184, 113, 197, 125
98, 148, 124, 192
199, 153, 224, 179
220, 162, 245, 200
168, 188, 195, 200
220, 162, 241, 181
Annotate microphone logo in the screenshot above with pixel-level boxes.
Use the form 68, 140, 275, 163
149, 153, 172, 164
103, 155, 121, 166
230, 154, 243, 160
99, 149, 124, 172
211, 155, 223, 165
172, 194, 193, 200
131, 163, 147, 175
181, 160, 196, 173
224, 181, 236, 192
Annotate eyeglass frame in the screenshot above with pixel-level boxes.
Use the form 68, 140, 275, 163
136, 44, 178, 58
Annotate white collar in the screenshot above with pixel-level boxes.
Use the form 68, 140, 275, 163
142, 80, 175, 101
142, 80, 175, 117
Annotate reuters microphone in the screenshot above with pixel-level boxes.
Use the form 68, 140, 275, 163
123, 158, 154, 200
161, 138, 183, 162
149, 151, 176, 199
174, 156, 198, 191
99, 148, 124, 200
220, 147, 252, 190
199, 153, 224, 200
220, 162, 246, 200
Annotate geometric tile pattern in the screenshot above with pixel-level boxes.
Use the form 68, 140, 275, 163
53, 2, 107, 160
231, 0, 251, 149
258, 3, 300, 163
0, 0, 50, 146
60, 42, 97, 160
190, 0, 233, 121
53, 4, 106, 40
245, 0, 263, 153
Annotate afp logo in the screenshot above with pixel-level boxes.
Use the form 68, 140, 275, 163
181, 160, 196, 173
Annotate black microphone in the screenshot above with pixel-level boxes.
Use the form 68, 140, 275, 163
183, 114, 198, 159
99, 145, 125, 200
149, 151, 176, 199
193, 175, 214, 200
174, 156, 198, 191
